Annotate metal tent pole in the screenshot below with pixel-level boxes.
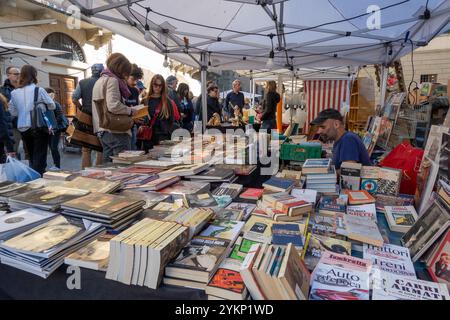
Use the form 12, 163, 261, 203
380, 65, 388, 108
200, 53, 208, 133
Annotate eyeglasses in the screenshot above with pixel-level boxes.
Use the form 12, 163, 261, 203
8, 73, 19, 76
153, 83, 163, 88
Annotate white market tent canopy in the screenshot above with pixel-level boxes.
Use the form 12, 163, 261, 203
49, 0, 450, 73
45, 0, 450, 128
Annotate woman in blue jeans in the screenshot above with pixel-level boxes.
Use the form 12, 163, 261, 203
260, 80, 280, 132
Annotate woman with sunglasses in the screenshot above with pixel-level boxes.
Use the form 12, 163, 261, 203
138, 74, 177, 152
207, 85, 222, 122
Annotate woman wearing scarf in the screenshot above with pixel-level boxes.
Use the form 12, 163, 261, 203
92, 53, 135, 162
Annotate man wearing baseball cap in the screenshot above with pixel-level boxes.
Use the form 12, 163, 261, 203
311, 108, 371, 170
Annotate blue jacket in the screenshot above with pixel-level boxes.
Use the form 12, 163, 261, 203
0, 101, 14, 153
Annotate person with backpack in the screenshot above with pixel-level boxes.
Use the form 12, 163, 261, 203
45, 88, 68, 170
9, 65, 55, 175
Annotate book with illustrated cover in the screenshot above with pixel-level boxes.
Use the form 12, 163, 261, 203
427, 228, 450, 289
118, 166, 162, 175
205, 258, 247, 300
336, 214, 384, 247
384, 206, 418, 233
363, 243, 416, 279
0, 215, 101, 259
309, 255, 370, 300
377, 167, 402, 196
165, 236, 231, 283
128, 176, 181, 191
0, 208, 57, 241
402, 199, 450, 262
302, 233, 352, 271
344, 190, 375, 205
215, 208, 245, 221
225, 202, 256, 221
185, 192, 218, 208
291, 188, 318, 204
375, 193, 415, 213
212, 183, 243, 199
340, 162, 362, 191
271, 223, 304, 250
346, 203, 377, 222
240, 243, 266, 300
199, 220, 244, 243
229, 237, 247, 262
120, 174, 159, 189
9, 187, 90, 211
64, 177, 121, 193
64, 237, 110, 271
318, 196, 346, 216
61, 193, 145, 218
372, 273, 450, 300
309, 213, 344, 239
243, 216, 274, 244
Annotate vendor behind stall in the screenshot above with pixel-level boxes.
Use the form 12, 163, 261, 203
311, 108, 371, 170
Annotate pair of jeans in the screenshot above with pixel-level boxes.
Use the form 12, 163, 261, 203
48, 131, 61, 168
99, 131, 131, 163
20, 129, 49, 175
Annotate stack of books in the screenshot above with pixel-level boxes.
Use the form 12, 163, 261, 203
64, 235, 112, 271
0, 215, 104, 278
164, 236, 232, 290
305, 167, 337, 195
0, 208, 57, 241
121, 175, 180, 192
106, 218, 189, 289
262, 177, 296, 193
205, 258, 248, 300
8, 187, 90, 211
212, 183, 244, 200
0, 182, 34, 208
185, 167, 236, 183
164, 207, 215, 238
110, 150, 149, 164
159, 181, 210, 195
240, 243, 311, 300
64, 177, 121, 194
158, 163, 210, 178
60, 193, 145, 231
42, 171, 77, 181
260, 192, 313, 218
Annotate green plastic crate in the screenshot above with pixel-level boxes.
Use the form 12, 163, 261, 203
280, 142, 322, 162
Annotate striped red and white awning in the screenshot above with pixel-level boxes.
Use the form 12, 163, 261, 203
304, 79, 350, 133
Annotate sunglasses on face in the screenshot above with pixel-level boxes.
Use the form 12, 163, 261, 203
153, 83, 163, 88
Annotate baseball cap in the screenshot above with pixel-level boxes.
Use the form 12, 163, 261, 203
136, 80, 146, 90
310, 108, 343, 125
166, 75, 177, 85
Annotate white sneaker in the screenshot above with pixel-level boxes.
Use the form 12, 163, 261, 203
48, 166, 61, 171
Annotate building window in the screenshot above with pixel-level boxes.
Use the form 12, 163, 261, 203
42, 32, 86, 62
420, 74, 438, 83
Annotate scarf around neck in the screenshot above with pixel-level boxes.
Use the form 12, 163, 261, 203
100, 69, 131, 99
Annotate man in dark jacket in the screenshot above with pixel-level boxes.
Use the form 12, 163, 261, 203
72, 63, 104, 169
0, 96, 15, 163
224, 79, 244, 117
166, 75, 181, 113
0, 66, 21, 159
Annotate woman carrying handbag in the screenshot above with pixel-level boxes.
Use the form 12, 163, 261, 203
137, 74, 177, 152
92, 53, 136, 162
9, 65, 55, 175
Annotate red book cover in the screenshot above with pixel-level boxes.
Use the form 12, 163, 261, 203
240, 188, 264, 199
427, 229, 450, 287
344, 190, 375, 205
281, 200, 309, 214
208, 268, 246, 293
